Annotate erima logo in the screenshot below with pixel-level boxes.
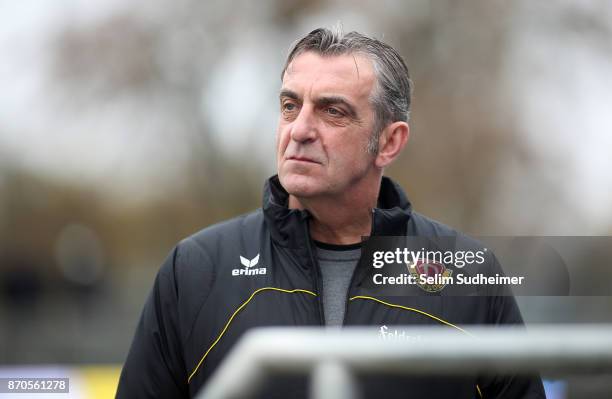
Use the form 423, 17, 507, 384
232, 254, 267, 276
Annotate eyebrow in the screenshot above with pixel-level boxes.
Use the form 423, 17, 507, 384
279, 89, 299, 101
317, 96, 358, 119
279, 89, 359, 119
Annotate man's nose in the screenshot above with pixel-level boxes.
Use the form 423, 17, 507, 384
290, 105, 317, 143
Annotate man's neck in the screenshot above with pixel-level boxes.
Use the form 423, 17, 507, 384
288, 180, 380, 245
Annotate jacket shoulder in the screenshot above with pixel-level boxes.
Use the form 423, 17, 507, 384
182, 209, 264, 253
409, 211, 463, 236
172, 209, 265, 280
408, 211, 484, 250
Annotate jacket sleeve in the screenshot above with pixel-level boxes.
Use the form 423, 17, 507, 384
116, 247, 189, 398
477, 255, 547, 399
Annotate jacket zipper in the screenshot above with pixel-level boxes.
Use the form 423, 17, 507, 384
303, 218, 326, 325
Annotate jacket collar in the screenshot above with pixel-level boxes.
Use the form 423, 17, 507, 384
263, 175, 412, 247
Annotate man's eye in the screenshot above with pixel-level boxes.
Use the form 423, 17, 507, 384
326, 107, 342, 116
282, 103, 296, 112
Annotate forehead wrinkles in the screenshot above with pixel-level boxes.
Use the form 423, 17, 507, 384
283, 53, 374, 99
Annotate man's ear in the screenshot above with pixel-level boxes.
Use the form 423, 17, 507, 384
374, 121, 410, 168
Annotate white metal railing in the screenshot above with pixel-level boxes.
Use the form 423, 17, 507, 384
195, 325, 612, 399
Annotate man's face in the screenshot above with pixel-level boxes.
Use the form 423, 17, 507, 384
276, 51, 378, 199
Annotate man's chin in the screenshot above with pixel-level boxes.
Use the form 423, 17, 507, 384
278, 174, 322, 198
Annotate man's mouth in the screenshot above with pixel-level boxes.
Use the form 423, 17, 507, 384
287, 156, 320, 164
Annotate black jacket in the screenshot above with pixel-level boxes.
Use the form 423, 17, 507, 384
116, 175, 546, 398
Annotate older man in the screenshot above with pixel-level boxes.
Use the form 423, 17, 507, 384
117, 28, 545, 398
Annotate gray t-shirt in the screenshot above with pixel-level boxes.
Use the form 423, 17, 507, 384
315, 242, 362, 326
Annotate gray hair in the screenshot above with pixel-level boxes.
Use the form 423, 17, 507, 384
281, 27, 413, 154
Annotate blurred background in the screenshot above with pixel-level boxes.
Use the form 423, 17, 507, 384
1, 0, 611, 397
